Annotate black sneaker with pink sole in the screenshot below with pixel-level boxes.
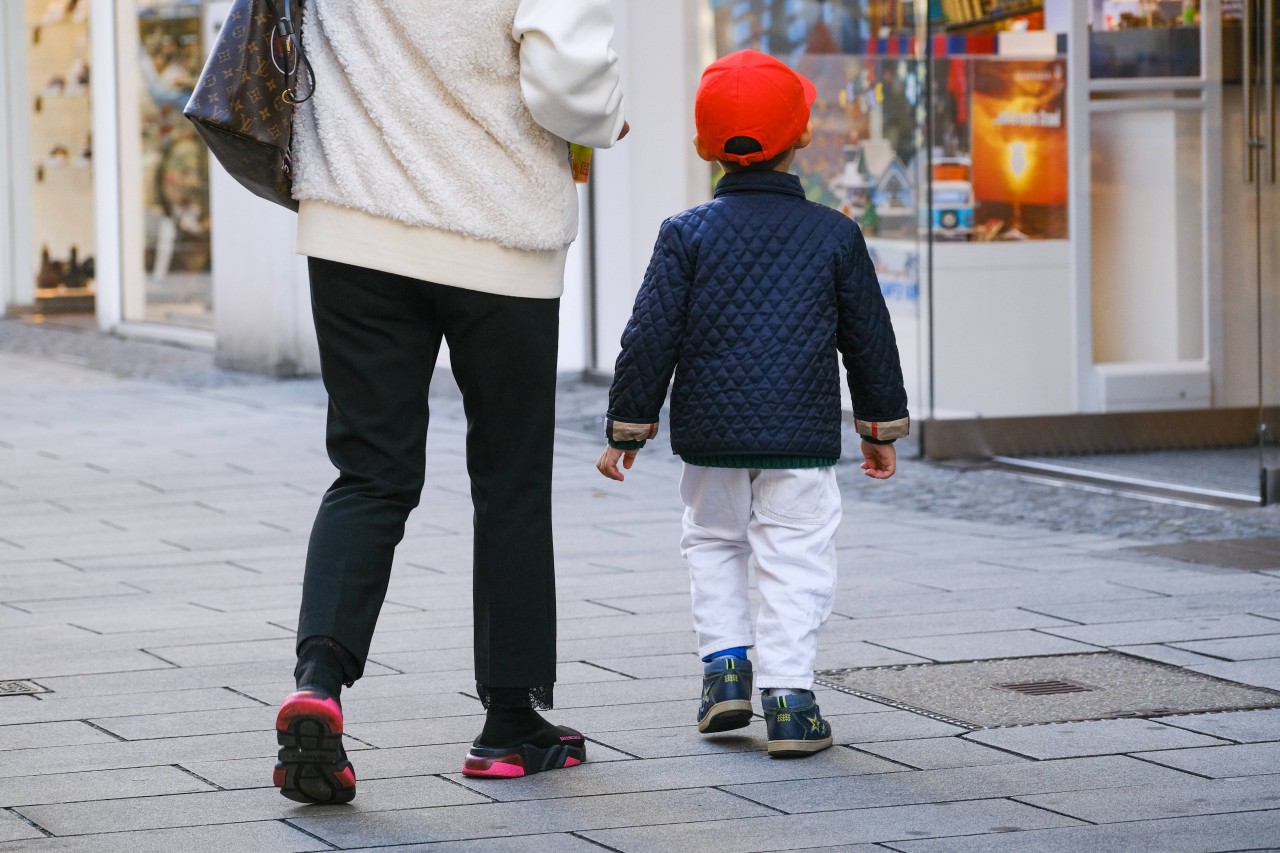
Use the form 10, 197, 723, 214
462, 726, 586, 779
274, 689, 356, 804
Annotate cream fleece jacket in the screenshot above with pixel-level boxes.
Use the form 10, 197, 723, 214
292, 0, 625, 296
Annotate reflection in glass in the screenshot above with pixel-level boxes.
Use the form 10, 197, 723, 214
134, 0, 212, 330
1089, 0, 1202, 77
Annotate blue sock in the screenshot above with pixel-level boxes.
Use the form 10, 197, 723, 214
702, 646, 748, 663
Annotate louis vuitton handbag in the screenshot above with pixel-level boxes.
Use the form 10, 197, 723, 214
183, 0, 314, 210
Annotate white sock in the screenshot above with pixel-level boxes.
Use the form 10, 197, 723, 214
763, 687, 805, 697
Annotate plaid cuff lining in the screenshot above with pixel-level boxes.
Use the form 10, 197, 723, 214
855, 416, 909, 442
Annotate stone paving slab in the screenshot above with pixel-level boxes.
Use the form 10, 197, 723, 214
4, 730, 341, 778
1151, 707, 1280, 742
1017, 773, 1280, 823
0, 721, 120, 751
289, 788, 776, 848
720, 755, 1190, 814
1028, 591, 1280, 624
851, 736, 1032, 770
963, 718, 1231, 759
578, 799, 1082, 852
1039, 614, 1280, 647
884, 809, 1280, 853
0, 687, 262, 727
1136, 740, 1280, 777
14, 777, 486, 837
0, 811, 44, 843
864, 630, 1101, 661
1186, 658, 1280, 691
339, 836, 611, 853
1172, 633, 1280, 660
0, 820, 325, 852
1113, 643, 1231, 668
0, 766, 213, 808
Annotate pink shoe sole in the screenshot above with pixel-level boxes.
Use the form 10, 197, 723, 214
461, 739, 585, 779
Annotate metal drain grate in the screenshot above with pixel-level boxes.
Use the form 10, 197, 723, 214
817, 653, 1280, 729
997, 680, 1093, 696
0, 680, 48, 697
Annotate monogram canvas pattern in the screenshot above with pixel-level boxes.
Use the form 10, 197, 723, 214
184, 0, 306, 210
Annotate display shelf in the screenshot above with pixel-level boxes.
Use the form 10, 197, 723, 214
34, 287, 95, 313
24, 0, 95, 309
941, 0, 1044, 33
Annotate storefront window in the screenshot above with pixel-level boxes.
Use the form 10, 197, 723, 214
709, 2, 1068, 245
1089, 1, 1202, 78
26, 0, 96, 316
132, 0, 212, 330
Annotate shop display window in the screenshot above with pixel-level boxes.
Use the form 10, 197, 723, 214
1088, 1, 1202, 78
936, 0, 1045, 34
709, 0, 1068, 247
131, 0, 212, 330
25, 0, 96, 315
933, 55, 1069, 241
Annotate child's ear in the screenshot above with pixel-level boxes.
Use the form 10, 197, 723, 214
795, 123, 814, 150
693, 136, 720, 162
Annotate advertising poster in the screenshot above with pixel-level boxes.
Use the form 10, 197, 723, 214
969, 58, 1069, 240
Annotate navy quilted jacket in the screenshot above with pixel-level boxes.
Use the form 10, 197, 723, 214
606, 169, 909, 462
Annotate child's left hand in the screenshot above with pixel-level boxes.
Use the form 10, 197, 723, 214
597, 446, 638, 481
859, 439, 896, 479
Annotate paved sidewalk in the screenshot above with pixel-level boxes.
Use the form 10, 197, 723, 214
0, 340, 1278, 852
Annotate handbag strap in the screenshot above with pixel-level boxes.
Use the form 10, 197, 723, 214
263, 0, 315, 104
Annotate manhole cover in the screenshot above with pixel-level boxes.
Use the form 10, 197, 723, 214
997, 680, 1093, 696
0, 680, 48, 697
816, 653, 1280, 729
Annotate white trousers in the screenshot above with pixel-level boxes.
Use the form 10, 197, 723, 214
679, 464, 841, 690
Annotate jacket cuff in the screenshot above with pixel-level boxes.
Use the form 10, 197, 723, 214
855, 415, 910, 443
607, 419, 658, 445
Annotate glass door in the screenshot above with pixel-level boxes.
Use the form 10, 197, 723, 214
117, 0, 213, 331
708, 0, 932, 431
1234, 0, 1280, 503
924, 3, 1074, 424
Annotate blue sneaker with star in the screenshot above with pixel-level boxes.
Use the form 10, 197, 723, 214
761, 689, 832, 757
697, 656, 753, 733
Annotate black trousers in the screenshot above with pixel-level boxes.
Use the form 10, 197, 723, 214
299, 257, 560, 699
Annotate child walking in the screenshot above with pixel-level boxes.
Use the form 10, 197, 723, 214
596, 49, 909, 757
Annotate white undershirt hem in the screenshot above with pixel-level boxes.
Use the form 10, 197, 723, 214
296, 200, 569, 299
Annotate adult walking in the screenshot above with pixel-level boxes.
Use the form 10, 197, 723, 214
272, 0, 627, 803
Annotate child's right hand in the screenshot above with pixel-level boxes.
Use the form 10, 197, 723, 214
597, 446, 638, 481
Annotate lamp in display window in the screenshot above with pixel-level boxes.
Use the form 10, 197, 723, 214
1006, 139, 1031, 239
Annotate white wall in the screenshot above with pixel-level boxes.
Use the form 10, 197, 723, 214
933, 241, 1076, 417
208, 162, 318, 375
591, 0, 708, 373
1091, 110, 1203, 364
2, 1, 34, 314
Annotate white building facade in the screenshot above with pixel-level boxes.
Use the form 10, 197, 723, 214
2, 1, 1277, 497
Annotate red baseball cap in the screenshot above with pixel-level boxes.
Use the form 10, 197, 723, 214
695, 49, 817, 166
